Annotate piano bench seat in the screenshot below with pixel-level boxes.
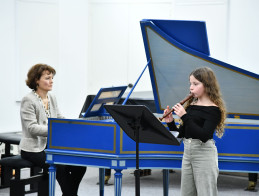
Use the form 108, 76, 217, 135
0, 155, 47, 196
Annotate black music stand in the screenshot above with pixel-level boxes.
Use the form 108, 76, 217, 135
104, 105, 181, 196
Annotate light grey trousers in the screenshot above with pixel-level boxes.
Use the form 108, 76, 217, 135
181, 138, 219, 196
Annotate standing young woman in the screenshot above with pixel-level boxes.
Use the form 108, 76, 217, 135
19, 63, 86, 196
164, 67, 226, 196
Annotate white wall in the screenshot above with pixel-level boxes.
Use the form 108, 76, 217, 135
0, 0, 18, 132
15, 0, 59, 101
58, 0, 89, 118
170, 0, 229, 62
0, 0, 258, 133
87, 0, 173, 94
0, 0, 89, 132
227, 0, 259, 74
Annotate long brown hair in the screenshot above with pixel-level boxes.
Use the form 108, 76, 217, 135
185, 67, 227, 138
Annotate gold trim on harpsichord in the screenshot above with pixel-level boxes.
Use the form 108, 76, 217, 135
119, 125, 259, 157
227, 112, 259, 117
119, 128, 183, 155
225, 126, 259, 130
219, 125, 259, 158
218, 153, 259, 158
145, 27, 160, 109
49, 119, 116, 153
144, 26, 259, 118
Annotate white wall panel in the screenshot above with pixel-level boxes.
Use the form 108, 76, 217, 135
227, 0, 259, 74
88, 3, 129, 94
58, 0, 89, 118
0, 0, 18, 133
127, 3, 172, 93
15, 0, 59, 100
88, 0, 173, 94
171, 0, 229, 62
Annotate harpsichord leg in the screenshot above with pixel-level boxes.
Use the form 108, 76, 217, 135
163, 169, 169, 196
99, 168, 105, 196
114, 169, 123, 196
49, 164, 56, 196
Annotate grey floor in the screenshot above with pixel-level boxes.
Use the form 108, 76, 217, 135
0, 167, 258, 196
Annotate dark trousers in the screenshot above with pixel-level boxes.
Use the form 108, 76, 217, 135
248, 173, 258, 182
105, 169, 111, 176
21, 150, 86, 196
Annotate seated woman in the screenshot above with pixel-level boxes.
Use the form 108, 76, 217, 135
19, 63, 86, 196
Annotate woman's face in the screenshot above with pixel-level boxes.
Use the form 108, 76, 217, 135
189, 75, 205, 98
36, 70, 53, 92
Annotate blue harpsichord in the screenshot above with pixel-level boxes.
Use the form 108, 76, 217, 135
46, 19, 259, 196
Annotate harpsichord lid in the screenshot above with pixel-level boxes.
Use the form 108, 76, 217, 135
140, 19, 259, 119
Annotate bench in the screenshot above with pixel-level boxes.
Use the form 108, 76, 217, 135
0, 155, 48, 196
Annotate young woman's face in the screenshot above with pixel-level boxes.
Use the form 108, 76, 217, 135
189, 75, 205, 98
36, 70, 53, 92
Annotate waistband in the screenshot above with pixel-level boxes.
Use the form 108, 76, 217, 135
183, 138, 215, 145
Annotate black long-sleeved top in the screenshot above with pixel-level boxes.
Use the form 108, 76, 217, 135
167, 105, 221, 143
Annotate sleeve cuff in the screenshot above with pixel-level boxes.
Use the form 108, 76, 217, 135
181, 114, 188, 122
167, 120, 177, 131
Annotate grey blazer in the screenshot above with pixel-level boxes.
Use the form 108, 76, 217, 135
19, 91, 64, 152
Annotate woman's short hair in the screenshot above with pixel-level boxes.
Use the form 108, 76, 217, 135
26, 63, 56, 90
